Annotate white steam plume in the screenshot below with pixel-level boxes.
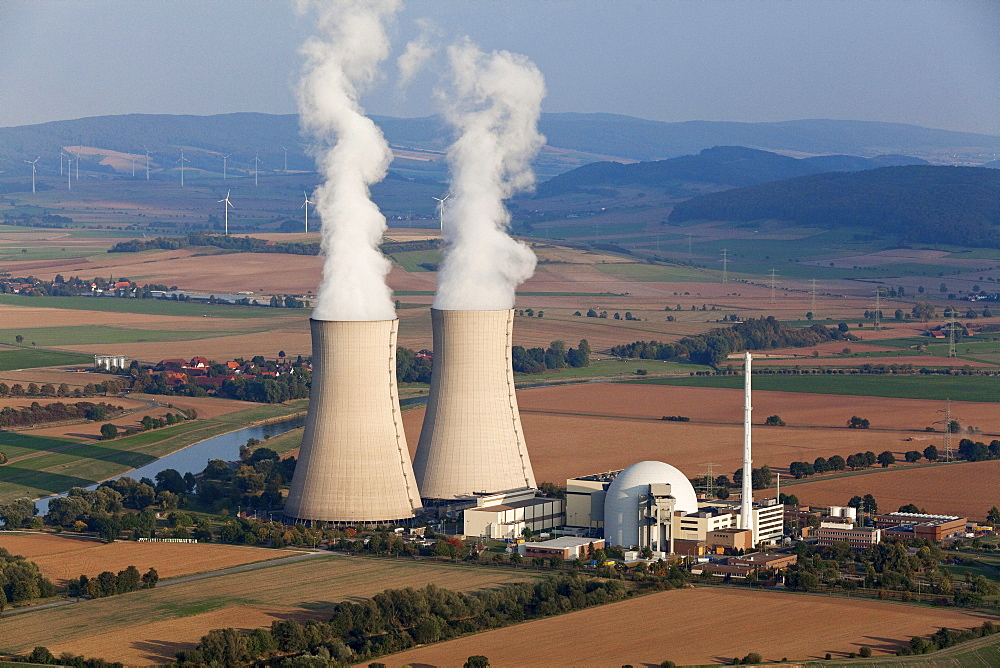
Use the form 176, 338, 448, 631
396, 18, 438, 88
432, 40, 546, 311
297, 0, 399, 321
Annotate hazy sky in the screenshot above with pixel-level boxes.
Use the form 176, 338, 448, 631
1, 0, 997, 134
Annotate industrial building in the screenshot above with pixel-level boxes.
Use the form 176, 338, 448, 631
603, 460, 699, 553
565, 470, 618, 530
518, 536, 605, 561
94, 354, 128, 371
284, 319, 421, 525
815, 522, 881, 550
461, 488, 564, 540
875, 512, 967, 541
414, 309, 536, 501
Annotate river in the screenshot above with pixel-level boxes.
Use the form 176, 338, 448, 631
31, 415, 307, 516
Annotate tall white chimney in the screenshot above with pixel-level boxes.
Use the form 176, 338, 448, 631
740, 351, 753, 531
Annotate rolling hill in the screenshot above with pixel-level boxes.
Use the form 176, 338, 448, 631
533, 146, 927, 199
667, 165, 1000, 247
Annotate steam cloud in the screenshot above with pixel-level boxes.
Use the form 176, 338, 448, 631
297, 0, 399, 321
396, 18, 438, 88
432, 40, 547, 311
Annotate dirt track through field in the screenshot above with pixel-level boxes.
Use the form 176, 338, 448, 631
382, 587, 993, 667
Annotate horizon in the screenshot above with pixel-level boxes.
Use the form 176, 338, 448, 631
1, 1, 997, 135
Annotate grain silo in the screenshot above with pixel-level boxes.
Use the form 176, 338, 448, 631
284, 319, 421, 524
413, 308, 536, 500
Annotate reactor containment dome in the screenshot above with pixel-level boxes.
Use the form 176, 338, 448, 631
603, 460, 698, 548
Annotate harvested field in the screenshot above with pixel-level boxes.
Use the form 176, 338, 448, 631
382, 587, 993, 667
392, 383, 997, 483
0, 556, 537, 666
0, 533, 291, 585
784, 459, 1000, 520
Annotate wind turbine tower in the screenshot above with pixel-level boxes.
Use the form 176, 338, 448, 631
218, 190, 234, 235
301, 191, 314, 233
75, 153, 80, 180
222, 154, 231, 180
177, 150, 190, 187
721, 248, 729, 284
252, 153, 262, 187
281, 147, 288, 172
740, 351, 753, 531
66, 157, 73, 190
432, 194, 450, 233
60, 151, 67, 176
24, 157, 40, 194
143, 146, 151, 181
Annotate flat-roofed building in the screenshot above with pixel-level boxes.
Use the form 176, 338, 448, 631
518, 537, 605, 561
675, 508, 737, 542
462, 488, 564, 540
706, 528, 753, 553
874, 512, 966, 542
565, 470, 620, 530
816, 522, 881, 551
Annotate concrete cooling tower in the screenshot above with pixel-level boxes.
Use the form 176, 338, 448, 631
413, 308, 536, 500
284, 319, 421, 524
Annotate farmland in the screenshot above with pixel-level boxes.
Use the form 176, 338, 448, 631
0, 555, 538, 666
0, 532, 293, 585
780, 458, 1000, 520
382, 586, 994, 667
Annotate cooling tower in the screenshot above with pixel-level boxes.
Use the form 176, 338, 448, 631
413, 308, 536, 500
284, 319, 421, 524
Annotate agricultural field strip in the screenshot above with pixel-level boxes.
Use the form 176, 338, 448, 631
0, 295, 302, 320
629, 374, 1000, 403
0, 550, 322, 618
0, 555, 539, 655
0, 325, 274, 346
802, 633, 1000, 666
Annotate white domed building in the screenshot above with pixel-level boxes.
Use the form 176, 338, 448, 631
603, 460, 699, 551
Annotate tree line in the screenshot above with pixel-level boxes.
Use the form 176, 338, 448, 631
0, 547, 57, 611
175, 574, 627, 666
609, 316, 855, 367
0, 401, 123, 428
108, 232, 442, 257
67, 566, 158, 599
512, 339, 591, 374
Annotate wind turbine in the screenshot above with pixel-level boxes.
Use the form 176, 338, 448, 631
75, 153, 80, 180
24, 157, 40, 193
301, 191, 314, 233
176, 150, 190, 186
222, 153, 231, 180
143, 145, 151, 181
252, 153, 262, 186
281, 147, 288, 173
66, 156, 73, 190
60, 151, 67, 176
218, 190, 234, 235
432, 194, 450, 233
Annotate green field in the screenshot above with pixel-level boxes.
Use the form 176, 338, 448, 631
629, 373, 1000, 403
0, 399, 308, 503
390, 248, 442, 272
0, 294, 294, 319
595, 262, 715, 282
804, 633, 1000, 666
0, 326, 255, 347
0, 348, 92, 371
0, 246, 103, 262
518, 357, 710, 383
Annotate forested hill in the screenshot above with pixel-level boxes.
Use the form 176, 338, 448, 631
534, 146, 926, 198
668, 166, 1000, 247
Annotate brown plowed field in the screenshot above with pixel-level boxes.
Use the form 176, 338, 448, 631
783, 459, 1000, 520
382, 587, 993, 667
400, 384, 1000, 484
0, 556, 537, 665
0, 533, 292, 585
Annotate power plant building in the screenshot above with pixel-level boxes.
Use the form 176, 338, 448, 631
284, 319, 421, 525
462, 488, 564, 540
602, 461, 699, 552
414, 309, 536, 501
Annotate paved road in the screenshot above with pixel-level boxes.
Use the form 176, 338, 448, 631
0, 549, 332, 618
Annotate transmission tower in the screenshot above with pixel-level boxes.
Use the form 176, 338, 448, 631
769, 268, 778, 304
721, 248, 728, 284
701, 462, 717, 498
938, 398, 956, 461
810, 279, 817, 316
873, 288, 882, 331
948, 316, 957, 357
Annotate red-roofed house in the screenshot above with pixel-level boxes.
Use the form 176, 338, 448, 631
189, 356, 210, 368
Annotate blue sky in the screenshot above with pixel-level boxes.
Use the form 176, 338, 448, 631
1, 0, 997, 134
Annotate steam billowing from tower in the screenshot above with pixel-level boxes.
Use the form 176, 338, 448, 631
433, 41, 546, 310
286, 1, 419, 524
297, 0, 399, 321
415, 42, 546, 500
